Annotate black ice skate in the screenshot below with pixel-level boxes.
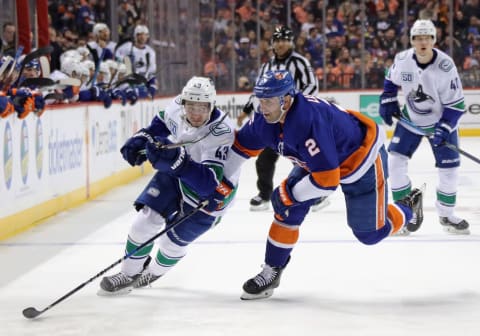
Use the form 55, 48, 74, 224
133, 272, 162, 288
439, 216, 470, 235
241, 257, 290, 300
98, 272, 141, 295
396, 184, 425, 233
98, 256, 152, 295
250, 195, 269, 211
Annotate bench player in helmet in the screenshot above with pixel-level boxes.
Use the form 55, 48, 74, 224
379, 19, 469, 235
99, 76, 238, 294
228, 70, 424, 300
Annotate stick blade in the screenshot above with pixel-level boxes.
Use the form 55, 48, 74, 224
23, 307, 42, 319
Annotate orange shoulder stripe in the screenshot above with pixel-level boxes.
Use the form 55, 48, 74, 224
339, 110, 378, 177
233, 137, 263, 158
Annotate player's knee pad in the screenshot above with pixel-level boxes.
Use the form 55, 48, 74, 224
438, 167, 458, 194
158, 234, 187, 259
353, 224, 391, 245
129, 206, 166, 242
388, 152, 410, 188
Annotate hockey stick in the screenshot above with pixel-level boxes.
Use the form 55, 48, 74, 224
0, 56, 13, 77
111, 74, 146, 89
12, 45, 53, 87
0, 46, 23, 90
393, 114, 480, 164
22, 199, 209, 319
137, 113, 229, 154
39, 56, 50, 77
86, 48, 106, 87
123, 55, 132, 76
20, 77, 81, 88
44, 92, 66, 101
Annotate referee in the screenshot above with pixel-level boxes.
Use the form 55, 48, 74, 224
237, 26, 319, 211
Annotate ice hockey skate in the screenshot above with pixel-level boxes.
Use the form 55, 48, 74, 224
98, 256, 152, 295
241, 257, 290, 300
249, 195, 269, 211
133, 271, 162, 288
440, 216, 470, 235
98, 272, 141, 296
395, 184, 425, 233
310, 196, 330, 212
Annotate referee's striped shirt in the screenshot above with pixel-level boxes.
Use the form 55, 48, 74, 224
258, 50, 319, 96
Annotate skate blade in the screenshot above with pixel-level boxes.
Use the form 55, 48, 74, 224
240, 289, 274, 300
442, 226, 471, 235
392, 228, 410, 237
97, 286, 133, 296
249, 205, 269, 212
311, 199, 331, 212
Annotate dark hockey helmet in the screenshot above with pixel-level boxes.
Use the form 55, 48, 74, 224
272, 26, 294, 42
254, 70, 295, 99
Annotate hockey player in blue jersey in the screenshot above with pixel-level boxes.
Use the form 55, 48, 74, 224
228, 70, 424, 300
99, 76, 238, 295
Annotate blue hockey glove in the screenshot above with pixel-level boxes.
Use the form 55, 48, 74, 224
120, 129, 154, 166
126, 88, 138, 105
432, 121, 452, 147
100, 90, 112, 108
33, 95, 45, 116
145, 139, 189, 174
271, 179, 300, 219
111, 88, 127, 106
203, 178, 236, 212
379, 92, 400, 126
148, 85, 156, 99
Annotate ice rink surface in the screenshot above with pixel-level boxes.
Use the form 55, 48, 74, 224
1, 137, 479, 336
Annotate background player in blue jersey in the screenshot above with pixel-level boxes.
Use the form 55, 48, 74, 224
227, 70, 424, 300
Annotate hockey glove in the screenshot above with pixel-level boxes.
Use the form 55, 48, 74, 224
147, 78, 157, 99
432, 121, 453, 147
145, 138, 189, 174
12, 89, 34, 119
242, 95, 254, 115
271, 178, 300, 219
33, 94, 46, 117
111, 88, 127, 106
379, 92, 400, 126
203, 178, 236, 212
148, 85, 156, 99
126, 88, 138, 105
0, 96, 15, 118
120, 129, 154, 166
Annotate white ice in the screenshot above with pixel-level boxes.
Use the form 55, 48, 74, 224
1, 138, 479, 336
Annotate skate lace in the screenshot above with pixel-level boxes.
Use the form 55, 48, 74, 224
108, 273, 132, 287
136, 272, 156, 287
253, 264, 278, 287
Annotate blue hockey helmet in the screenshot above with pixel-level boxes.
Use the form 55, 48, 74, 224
24, 59, 40, 70
254, 70, 296, 99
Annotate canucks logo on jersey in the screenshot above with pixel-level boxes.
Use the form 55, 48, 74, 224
407, 84, 435, 115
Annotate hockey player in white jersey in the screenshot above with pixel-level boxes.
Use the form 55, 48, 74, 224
379, 19, 469, 235
115, 24, 157, 99
99, 76, 238, 294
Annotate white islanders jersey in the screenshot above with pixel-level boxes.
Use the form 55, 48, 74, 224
387, 48, 465, 133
